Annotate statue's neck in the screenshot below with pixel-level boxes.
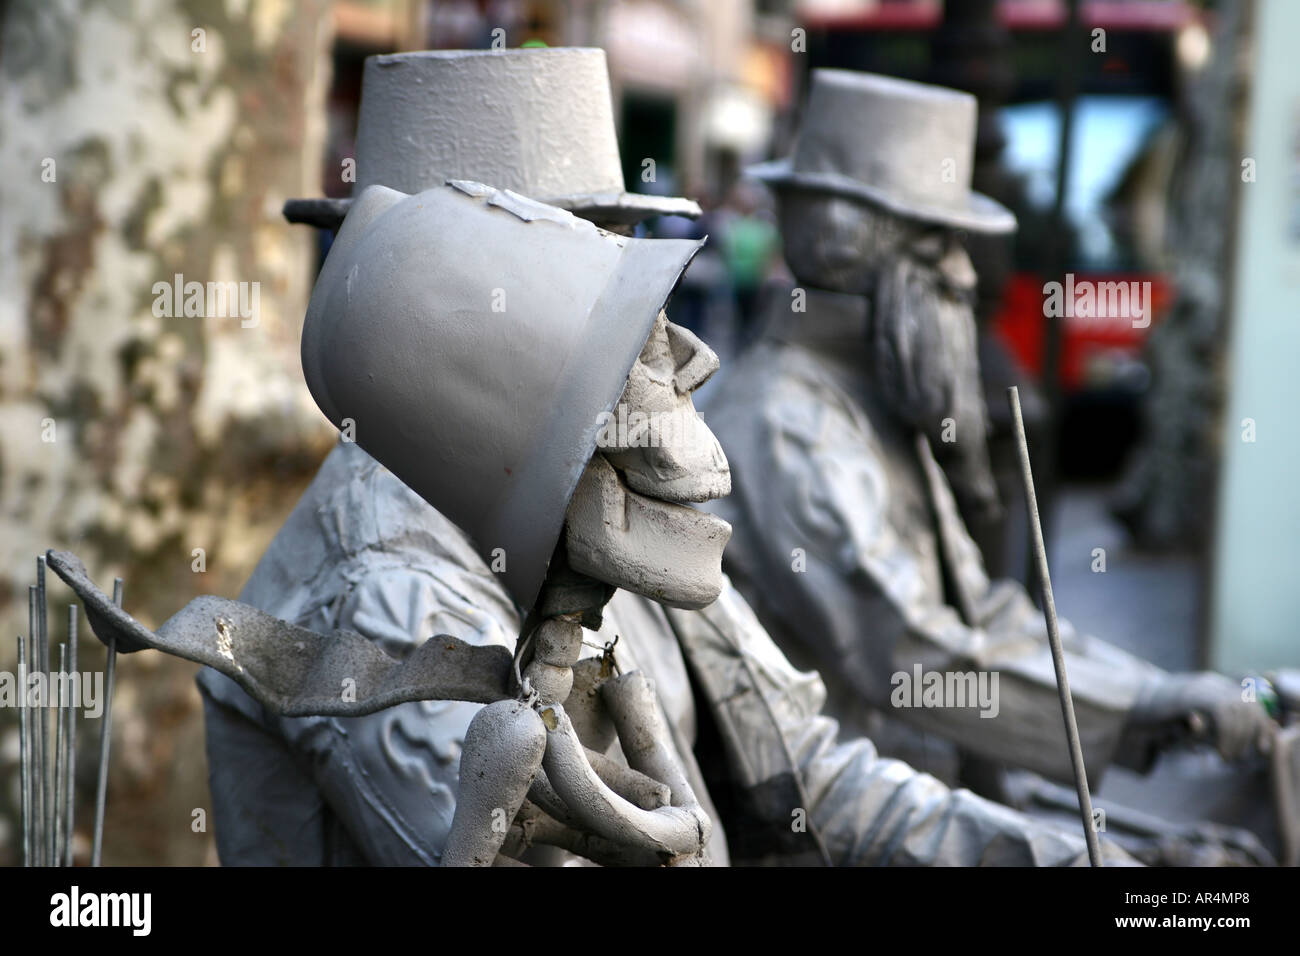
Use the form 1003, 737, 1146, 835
759, 284, 908, 431
761, 284, 874, 356
529, 540, 616, 635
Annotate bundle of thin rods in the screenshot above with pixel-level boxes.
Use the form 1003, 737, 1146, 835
16, 555, 119, 867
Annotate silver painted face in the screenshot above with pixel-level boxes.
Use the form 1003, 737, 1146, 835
563, 313, 732, 610
777, 189, 979, 295
778, 191, 889, 294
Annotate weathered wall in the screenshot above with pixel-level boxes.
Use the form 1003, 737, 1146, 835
0, 0, 335, 864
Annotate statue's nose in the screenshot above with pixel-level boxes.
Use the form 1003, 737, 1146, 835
668, 322, 720, 393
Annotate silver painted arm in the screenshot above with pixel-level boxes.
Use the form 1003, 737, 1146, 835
704, 359, 1164, 783
199, 563, 517, 865
666, 584, 1137, 865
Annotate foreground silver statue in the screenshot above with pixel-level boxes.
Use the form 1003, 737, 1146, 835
702, 71, 1274, 805
192, 50, 1128, 865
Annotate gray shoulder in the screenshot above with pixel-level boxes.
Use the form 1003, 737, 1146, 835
703, 344, 874, 451
240, 441, 518, 644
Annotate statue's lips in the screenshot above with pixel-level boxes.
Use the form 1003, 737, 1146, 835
608, 459, 732, 532
607, 423, 733, 504
609, 459, 733, 545
631, 490, 733, 540
623, 467, 732, 506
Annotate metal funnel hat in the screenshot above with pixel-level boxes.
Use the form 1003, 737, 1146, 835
749, 70, 1015, 235
300, 181, 704, 610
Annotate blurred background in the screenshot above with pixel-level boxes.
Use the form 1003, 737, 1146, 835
1, 0, 1297, 865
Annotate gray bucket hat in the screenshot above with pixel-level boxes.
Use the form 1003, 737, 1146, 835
300, 181, 703, 610
749, 69, 1015, 235
288, 48, 699, 229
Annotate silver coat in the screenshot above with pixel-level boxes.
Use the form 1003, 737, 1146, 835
197, 440, 1123, 865
700, 287, 1166, 784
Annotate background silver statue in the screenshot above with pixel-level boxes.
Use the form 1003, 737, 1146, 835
702, 70, 1274, 818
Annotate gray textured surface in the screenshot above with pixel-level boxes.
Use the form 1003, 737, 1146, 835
353, 49, 699, 223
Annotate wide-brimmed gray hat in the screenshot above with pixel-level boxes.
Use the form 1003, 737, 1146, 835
749, 70, 1015, 235
288, 48, 700, 230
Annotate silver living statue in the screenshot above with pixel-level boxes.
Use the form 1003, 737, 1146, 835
701, 71, 1276, 846
188, 49, 1131, 866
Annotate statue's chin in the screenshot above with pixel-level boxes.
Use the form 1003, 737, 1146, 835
564, 456, 731, 611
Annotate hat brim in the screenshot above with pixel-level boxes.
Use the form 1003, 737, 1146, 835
747, 158, 1015, 235
284, 191, 702, 231
486, 233, 707, 610
544, 191, 702, 225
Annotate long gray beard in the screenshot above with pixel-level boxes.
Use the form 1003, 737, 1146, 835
870, 255, 1002, 525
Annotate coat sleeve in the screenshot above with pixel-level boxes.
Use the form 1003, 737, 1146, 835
198, 560, 515, 866
665, 583, 1136, 866
705, 356, 1165, 784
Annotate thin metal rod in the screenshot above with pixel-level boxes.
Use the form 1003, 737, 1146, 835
54, 642, 66, 867
18, 636, 30, 867
28, 584, 43, 867
24, 611, 38, 865
66, 606, 78, 867
91, 577, 122, 867
38, 556, 53, 867
1007, 386, 1103, 867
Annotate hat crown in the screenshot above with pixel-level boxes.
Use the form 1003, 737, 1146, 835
792, 70, 977, 213
354, 48, 626, 200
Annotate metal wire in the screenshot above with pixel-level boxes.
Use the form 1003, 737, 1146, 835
91, 577, 122, 867
17, 636, 30, 867
37, 557, 52, 867
66, 605, 78, 867
1008, 385, 1102, 867
54, 642, 66, 867
28, 584, 43, 867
